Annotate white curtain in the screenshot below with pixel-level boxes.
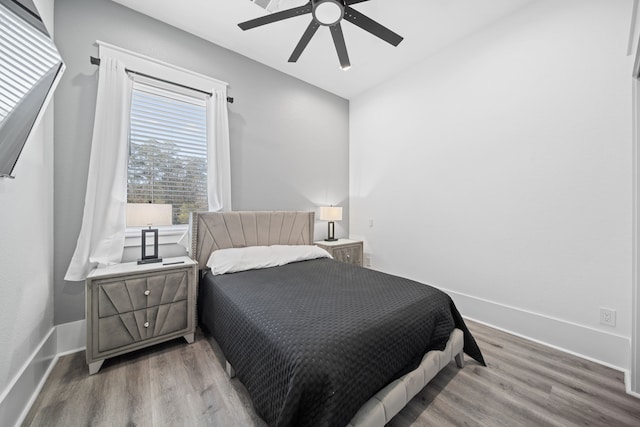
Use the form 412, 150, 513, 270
64, 57, 132, 281
206, 87, 232, 212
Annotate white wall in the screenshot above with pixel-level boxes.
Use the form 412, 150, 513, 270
0, 0, 56, 423
350, 0, 635, 369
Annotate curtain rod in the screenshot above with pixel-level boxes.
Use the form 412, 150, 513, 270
90, 56, 234, 104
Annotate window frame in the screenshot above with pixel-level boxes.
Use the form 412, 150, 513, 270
95, 41, 228, 244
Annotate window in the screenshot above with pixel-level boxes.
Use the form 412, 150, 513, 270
127, 82, 208, 225
0, 1, 64, 177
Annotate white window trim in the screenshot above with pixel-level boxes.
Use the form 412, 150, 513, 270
124, 225, 189, 247
132, 79, 208, 106
97, 41, 228, 94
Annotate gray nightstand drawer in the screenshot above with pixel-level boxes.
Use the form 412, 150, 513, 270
315, 239, 364, 267
97, 300, 189, 352
97, 270, 189, 318
333, 246, 362, 266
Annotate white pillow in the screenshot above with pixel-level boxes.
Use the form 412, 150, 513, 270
206, 245, 332, 275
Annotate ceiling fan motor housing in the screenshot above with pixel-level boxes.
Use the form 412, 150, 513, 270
312, 0, 344, 26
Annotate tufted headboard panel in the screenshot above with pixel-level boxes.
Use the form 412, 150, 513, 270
189, 211, 315, 270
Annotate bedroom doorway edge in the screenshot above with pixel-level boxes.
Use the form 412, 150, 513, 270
631, 75, 640, 396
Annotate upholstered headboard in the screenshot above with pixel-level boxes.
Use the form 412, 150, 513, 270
189, 211, 315, 270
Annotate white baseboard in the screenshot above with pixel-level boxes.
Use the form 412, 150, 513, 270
0, 320, 86, 427
447, 289, 631, 371
0, 328, 57, 427
625, 371, 640, 398
56, 319, 86, 356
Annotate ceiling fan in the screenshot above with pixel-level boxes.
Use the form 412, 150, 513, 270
238, 0, 403, 70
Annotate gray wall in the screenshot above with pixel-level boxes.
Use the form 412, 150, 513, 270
54, 0, 349, 324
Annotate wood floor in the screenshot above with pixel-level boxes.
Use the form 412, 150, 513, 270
23, 320, 640, 427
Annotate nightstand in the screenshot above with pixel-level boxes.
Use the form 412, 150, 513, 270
85, 256, 197, 374
315, 239, 364, 267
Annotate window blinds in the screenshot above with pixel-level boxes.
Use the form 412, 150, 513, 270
0, 2, 59, 122
0, 2, 64, 177
127, 83, 208, 225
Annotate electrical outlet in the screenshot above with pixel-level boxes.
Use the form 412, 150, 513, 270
600, 308, 616, 327
364, 253, 372, 267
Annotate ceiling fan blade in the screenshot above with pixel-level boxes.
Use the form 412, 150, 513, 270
343, 6, 403, 46
345, 0, 371, 5
330, 23, 351, 69
238, 2, 312, 31
289, 20, 320, 62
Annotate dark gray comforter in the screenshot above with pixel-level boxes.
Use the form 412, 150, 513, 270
199, 258, 484, 427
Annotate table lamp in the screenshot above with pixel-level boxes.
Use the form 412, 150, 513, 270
126, 203, 172, 264
319, 206, 342, 242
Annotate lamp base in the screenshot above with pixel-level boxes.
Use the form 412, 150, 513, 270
137, 257, 163, 265
139, 228, 161, 265
325, 221, 338, 242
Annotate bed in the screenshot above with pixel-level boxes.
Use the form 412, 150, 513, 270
190, 211, 485, 427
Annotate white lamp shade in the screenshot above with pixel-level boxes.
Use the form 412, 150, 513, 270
319, 206, 343, 221
126, 203, 173, 227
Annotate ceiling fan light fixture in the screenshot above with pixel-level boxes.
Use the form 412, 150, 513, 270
313, 0, 344, 26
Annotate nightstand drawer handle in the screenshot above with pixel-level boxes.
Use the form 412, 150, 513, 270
144, 290, 150, 296
144, 322, 150, 328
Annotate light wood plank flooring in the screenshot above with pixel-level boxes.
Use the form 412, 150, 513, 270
23, 320, 640, 426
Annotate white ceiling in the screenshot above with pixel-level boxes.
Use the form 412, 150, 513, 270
112, 0, 534, 99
